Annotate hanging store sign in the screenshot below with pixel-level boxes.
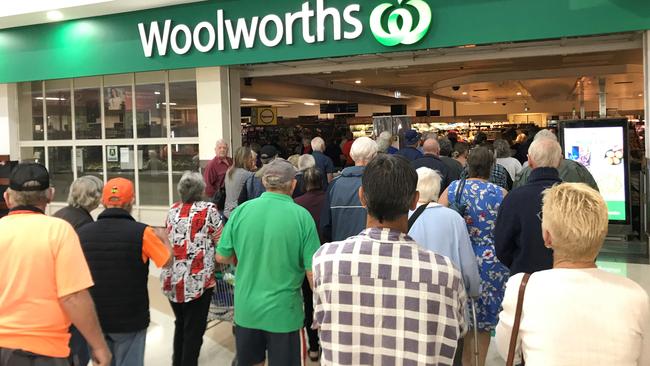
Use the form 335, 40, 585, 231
1, 0, 650, 83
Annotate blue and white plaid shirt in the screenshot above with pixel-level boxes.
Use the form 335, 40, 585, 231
313, 228, 468, 366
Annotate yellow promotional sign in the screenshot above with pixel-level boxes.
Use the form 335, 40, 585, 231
253, 107, 278, 126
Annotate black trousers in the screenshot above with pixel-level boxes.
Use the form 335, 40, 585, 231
169, 288, 214, 366
0, 349, 69, 366
302, 277, 319, 351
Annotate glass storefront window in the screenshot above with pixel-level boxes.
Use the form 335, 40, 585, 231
48, 147, 74, 202
104, 74, 134, 139
45, 80, 72, 140
74, 77, 102, 140
138, 144, 169, 206
135, 71, 167, 138
76, 146, 104, 181
169, 69, 198, 138
106, 145, 135, 185
171, 144, 200, 202
18, 82, 44, 141
20, 147, 45, 165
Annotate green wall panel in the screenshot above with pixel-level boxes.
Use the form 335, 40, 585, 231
0, 0, 649, 83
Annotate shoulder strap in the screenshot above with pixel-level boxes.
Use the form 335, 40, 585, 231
454, 179, 467, 207
506, 273, 532, 366
407, 204, 428, 231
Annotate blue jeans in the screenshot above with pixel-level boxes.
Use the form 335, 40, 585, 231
103, 330, 146, 366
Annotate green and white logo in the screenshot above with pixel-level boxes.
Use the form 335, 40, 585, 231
370, 0, 432, 47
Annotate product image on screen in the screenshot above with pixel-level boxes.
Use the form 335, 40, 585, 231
563, 126, 626, 221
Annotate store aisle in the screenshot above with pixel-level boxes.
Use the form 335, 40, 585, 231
143, 261, 650, 366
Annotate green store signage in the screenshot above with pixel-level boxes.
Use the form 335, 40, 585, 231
137, 0, 429, 57
1, 0, 650, 83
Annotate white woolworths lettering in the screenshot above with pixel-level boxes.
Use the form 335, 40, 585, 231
137, 0, 365, 57
193, 21, 216, 52
171, 24, 192, 54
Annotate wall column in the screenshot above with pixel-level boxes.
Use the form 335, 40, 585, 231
196, 67, 241, 162
0, 84, 20, 158
643, 32, 650, 240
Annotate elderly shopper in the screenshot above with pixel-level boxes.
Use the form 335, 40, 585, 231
321, 137, 378, 242
238, 145, 279, 204
223, 146, 257, 218
514, 130, 598, 190
411, 138, 452, 191
494, 139, 522, 182
77, 178, 171, 366
311, 137, 335, 189
54, 175, 103, 230
409, 168, 480, 298
294, 168, 328, 361
162, 172, 223, 366
203, 139, 232, 198
0, 164, 111, 366
313, 154, 467, 365
495, 183, 649, 365
376, 131, 398, 154
217, 159, 321, 366
439, 147, 510, 366
396, 129, 423, 161
495, 138, 563, 275
53, 175, 104, 366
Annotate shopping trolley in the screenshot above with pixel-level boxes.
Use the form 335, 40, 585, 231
207, 263, 235, 329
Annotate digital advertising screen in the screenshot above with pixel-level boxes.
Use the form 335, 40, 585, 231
560, 119, 630, 224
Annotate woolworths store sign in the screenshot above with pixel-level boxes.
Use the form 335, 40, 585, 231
1, 0, 650, 83
137, 0, 432, 57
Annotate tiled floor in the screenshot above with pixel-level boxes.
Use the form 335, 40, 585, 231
144, 260, 650, 366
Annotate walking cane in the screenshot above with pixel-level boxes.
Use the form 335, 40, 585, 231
470, 298, 480, 366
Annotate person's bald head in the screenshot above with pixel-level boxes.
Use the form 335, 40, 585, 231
422, 138, 441, 156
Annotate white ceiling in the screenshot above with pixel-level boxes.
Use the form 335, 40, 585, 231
0, 0, 204, 29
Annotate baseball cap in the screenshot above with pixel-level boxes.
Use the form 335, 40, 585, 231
260, 145, 279, 160
102, 178, 134, 206
9, 163, 50, 191
262, 159, 296, 184
404, 129, 421, 145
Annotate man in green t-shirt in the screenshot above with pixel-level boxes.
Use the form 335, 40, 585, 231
216, 158, 321, 366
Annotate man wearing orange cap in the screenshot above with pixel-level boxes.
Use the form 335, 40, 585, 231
77, 177, 172, 366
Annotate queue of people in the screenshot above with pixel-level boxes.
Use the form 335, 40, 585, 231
0, 127, 648, 366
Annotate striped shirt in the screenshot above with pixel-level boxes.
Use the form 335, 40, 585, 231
313, 228, 468, 366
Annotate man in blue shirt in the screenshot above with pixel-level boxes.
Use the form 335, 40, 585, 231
311, 137, 335, 190
396, 129, 423, 162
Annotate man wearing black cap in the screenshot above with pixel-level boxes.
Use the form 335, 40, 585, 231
396, 129, 424, 162
0, 163, 111, 366
238, 144, 279, 204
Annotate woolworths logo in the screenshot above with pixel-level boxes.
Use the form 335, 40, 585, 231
138, 0, 432, 57
370, 0, 432, 46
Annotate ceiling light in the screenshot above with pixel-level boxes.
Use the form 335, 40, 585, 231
493, 101, 498, 104
304, 102, 316, 106
394, 91, 402, 99
46, 10, 64, 21
638, 93, 643, 97
161, 102, 177, 106
461, 92, 468, 95
241, 98, 257, 102
355, 80, 362, 84
154, 91, 161, 95
516, 92, 522, 96
35, 97, 66, 101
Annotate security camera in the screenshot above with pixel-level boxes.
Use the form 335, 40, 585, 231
452, 86, 461, 91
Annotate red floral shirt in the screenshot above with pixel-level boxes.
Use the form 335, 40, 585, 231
161, 201, 222, 303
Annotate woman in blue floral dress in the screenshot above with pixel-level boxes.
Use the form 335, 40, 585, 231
440, 146, 509, 366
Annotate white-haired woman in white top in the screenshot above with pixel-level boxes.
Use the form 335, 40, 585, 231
495, 183, 649, 366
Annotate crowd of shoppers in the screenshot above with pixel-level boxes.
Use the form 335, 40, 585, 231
1, 125, 648, 366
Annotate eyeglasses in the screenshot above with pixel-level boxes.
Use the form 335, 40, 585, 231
536, 211, 543, 222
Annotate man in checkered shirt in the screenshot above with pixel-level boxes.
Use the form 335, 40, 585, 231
313, 154, 468, 366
